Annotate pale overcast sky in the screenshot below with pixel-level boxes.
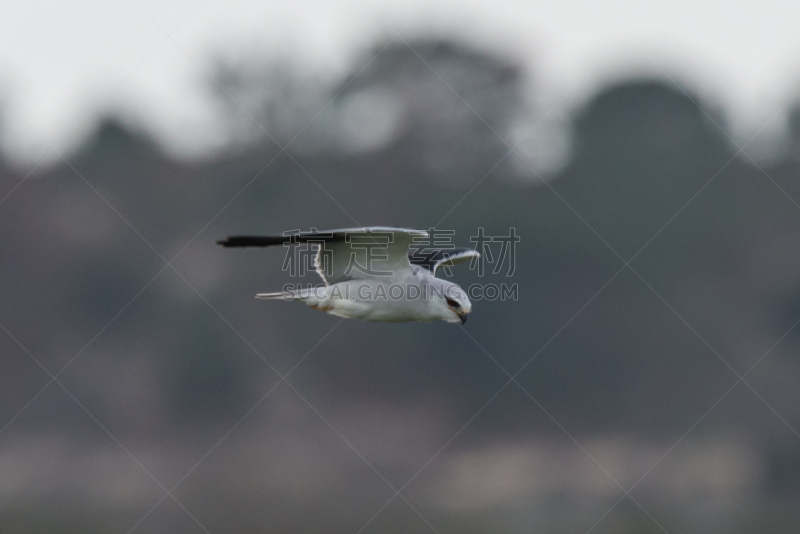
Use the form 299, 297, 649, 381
1, 0, 799, 162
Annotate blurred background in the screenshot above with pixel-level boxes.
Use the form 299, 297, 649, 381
3, 1, 800, 532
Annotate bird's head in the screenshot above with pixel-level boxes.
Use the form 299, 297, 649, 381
432, 281, 472, 324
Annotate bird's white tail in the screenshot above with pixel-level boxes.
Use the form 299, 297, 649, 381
255, 288, 319, 301
255, 291, 290, 300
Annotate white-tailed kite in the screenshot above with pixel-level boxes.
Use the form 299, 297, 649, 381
217, 227, 479, 324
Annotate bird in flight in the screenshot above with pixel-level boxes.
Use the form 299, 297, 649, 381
217, 227, 479, 324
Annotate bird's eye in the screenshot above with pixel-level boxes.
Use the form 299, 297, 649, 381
446, 297, 460, 308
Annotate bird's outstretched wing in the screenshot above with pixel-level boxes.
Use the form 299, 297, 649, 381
217, 227, 428, 285
408, 247, 480, 276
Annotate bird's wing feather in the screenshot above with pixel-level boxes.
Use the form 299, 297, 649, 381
407, 247, 480, 276
218, 227, 428, 285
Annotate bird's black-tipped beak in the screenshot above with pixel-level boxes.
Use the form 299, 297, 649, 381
460, 313, 468, 325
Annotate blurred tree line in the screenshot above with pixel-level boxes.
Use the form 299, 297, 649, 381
2, 37, 800, 531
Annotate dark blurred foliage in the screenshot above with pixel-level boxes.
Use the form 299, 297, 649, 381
2, 37, 800, 533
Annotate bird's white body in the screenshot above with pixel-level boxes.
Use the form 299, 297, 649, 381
218, 227, 478, 324
269, 274, 471, 323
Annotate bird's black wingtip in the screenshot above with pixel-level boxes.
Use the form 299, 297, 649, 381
215, 235, 288, 248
